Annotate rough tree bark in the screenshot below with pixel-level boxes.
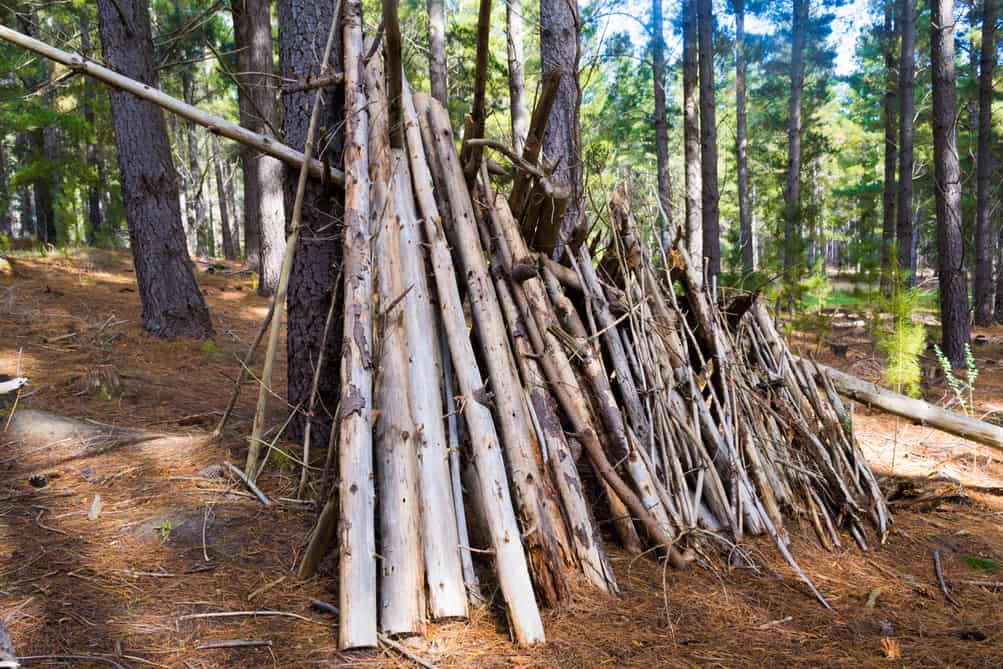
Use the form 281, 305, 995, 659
733, 0, 753, 277
896, 0, 916, 283
277, 0, 345, 444
652, 0, 671, 234
974, 0, 997, 325
507, 0, 529, 153
783, 0, 808, 287
996, 224, 1003, 323
697, 0, 719, 284
428, 0, 449, 106
232, 0, 286, 293
540, 0, 583, 254
95, 0, 213, 338
930, 0, 971, 367
880, 0, 898, 292
682, 0, 702, 273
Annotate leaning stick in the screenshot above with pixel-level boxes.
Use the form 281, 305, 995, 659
336, 0, 378, 650
367, 51, 424, 637
0, 25, 345, 187
404, 85, 545, 646
244, 0, 342, 479
211, 301, 274, 441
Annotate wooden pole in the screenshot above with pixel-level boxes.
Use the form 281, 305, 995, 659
403, 84, 545, 646
337, 0, 378, 649
367, 51, 425, 637
393, 86, 468, 619
0, 24, 345, 188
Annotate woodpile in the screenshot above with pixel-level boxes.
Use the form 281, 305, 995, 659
0, 16, 896, 653
296, 43, 892, 649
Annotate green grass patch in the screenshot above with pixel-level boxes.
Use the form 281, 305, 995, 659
962, 555, 1002, 573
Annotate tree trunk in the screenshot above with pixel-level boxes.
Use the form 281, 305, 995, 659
181, 72, 209, 257
80, 11, 105, 246
783, 0, 808, 287
276, 0, 345, 444
0, 139, 11, 237
896, 0, 916, 283
232, 0, 286, 294
880, 0, 898, 292
213, 138, 237, 260
540, 0, 583, 255
733, 0, 753, 277
995, 223, 1003, 323
974, 0, 997, 325
930, 0, 971, 367
17, 11, 55, 245
95, 0, 213, 338
427, 0, 448, 106
507, 0, 529, 153
682, 0, 701, 272
697, 0, 719, 285
652, 0, 671, 235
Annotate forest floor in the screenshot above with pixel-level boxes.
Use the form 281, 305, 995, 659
0, 249, 1001, 669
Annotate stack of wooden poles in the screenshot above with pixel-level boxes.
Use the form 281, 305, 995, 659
301, 14, 891, 650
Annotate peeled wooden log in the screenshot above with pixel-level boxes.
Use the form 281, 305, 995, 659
815, 362, 1003, 454
337, 0, 377, 648
395, 140, 468, 620
483, 184, 617, 593
425, 97, 573, 607
403, 84, 545, 646
368, 52, 424, 637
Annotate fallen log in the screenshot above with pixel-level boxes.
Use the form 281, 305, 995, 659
815, 362, 1003, 453
0, 25, 345, 187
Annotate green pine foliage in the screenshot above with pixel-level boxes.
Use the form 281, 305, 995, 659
877, 263, 926, 397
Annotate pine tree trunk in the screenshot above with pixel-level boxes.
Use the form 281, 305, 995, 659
540, 0, 583, 255
995, 223, 1003, 323
974, 0, 997, 325
507, 0, 529, 153
783, 0, 808, 286
930, 0, 972, 367
682, 0, 702, 273
427, 0, 448, 106
95, 0, 213, 338
880, 0, 898, 292
181, 72, 209, 257
80, 11, 105, 245
213, 138, 237, 260
652, 0, 671, 234
277, 0, 344, 444
896, 0, 916, 283
232, 0, 286, 294
0, 139, 11, 236
697, 0, 719, 284
734, 0, 753, 277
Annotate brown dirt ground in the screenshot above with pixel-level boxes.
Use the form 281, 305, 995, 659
0, 250, 1001, 669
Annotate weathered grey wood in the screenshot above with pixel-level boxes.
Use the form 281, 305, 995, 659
369, 53, 425, 637
404, 84, 545, 646
394, 123, 468, 619
338, 0, 377, 648
814, 363, 1003, 453
426, 96, 572, 608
